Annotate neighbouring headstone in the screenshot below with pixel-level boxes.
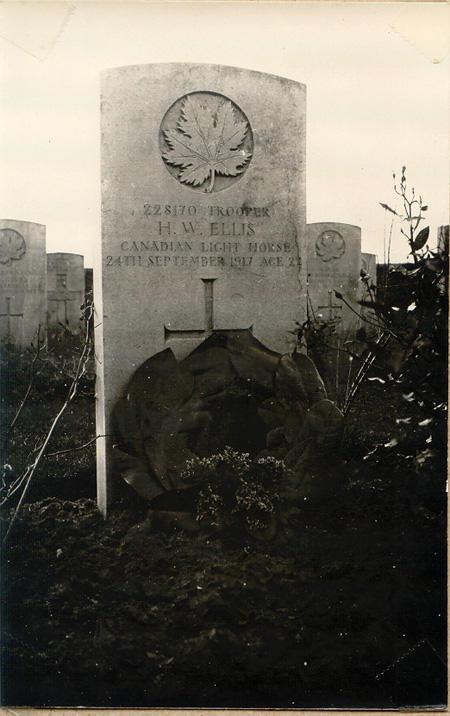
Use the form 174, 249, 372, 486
84, 267, 93, 298
359, 252, 377, 317
0, 219, 46, 349
96, 63, 307, 514
306, 222, 361, 332
47, 253, 85, 334
437, 225, 449, 255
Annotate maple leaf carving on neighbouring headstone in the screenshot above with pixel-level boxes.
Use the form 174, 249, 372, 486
162, 95, 252, 192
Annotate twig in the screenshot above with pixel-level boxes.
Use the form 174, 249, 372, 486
387, 216, 394, 270
7, 327, 44, 438
336, 293, 400, 342
344, 356, 354, 409
343, 332, 392, 415
46, 434, 111, 458
335, 337, 340, 403
3, 302, 94, 543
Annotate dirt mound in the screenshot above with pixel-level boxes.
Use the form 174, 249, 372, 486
2, 480, 446, 708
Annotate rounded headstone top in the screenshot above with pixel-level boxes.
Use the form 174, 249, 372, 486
308, 222, 361, 232
101, 63, 307, 91
307, 223, 361, 263
47, 252, 84, 260
0, 219, 46, 259
0, 219, 45, 229
47, 253, 84, 274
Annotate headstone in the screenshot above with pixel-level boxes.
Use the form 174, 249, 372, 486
359, 252, 377, 316
84, 267, 93, 298
47, 253, 85, 334
0, 219, 46, 349
437, 225, 449, 255
306, 222, 361, 332
96, 63, 307, 514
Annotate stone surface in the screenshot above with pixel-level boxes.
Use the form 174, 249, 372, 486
306, 222, 361, 332
47, 253, 85, 334
437, 225, 448, 255
97, 63, 307, 513
358, 252, 377, 318
0, 219, 46, 348
84, 267, 93, 298
360, 252, 377, 281
111, 330, 343, 506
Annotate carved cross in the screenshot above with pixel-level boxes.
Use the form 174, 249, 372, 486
0, 297, 24, 340
318, 290, 342, 321
164, 278, 252, 343
48, 294, 78, 326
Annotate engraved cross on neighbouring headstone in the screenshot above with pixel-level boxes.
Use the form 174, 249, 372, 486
0, 297, 24, 340
49, 294, 77, 326
164, 278, 253, 342
318, 290, 342, 321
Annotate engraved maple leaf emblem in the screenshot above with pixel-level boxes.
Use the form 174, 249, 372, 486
162, 95, 252, 192
0, 229, 26, 266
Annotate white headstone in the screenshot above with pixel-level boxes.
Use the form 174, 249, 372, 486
96, 63, 307, 514
0, 219, 46, 349
47, 253, 85, 334
307, 222, 361, 332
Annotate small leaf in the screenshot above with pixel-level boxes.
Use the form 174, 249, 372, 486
379, 202, 399, 216
384, 438, 398, 448
334, 291, 343, 300
412, 226, 429, 251
421, 205, 428, 211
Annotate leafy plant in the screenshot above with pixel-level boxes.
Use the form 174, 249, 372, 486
379, 165, 429, 263
344, 168, 448, 498
181, 446, 287, 538
162, 95, 252, 192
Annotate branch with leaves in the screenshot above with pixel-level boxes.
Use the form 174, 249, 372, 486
380, 166, 429, 263
345, 166, 448, 422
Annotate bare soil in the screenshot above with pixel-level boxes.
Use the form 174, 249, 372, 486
1, 365, 446, 708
